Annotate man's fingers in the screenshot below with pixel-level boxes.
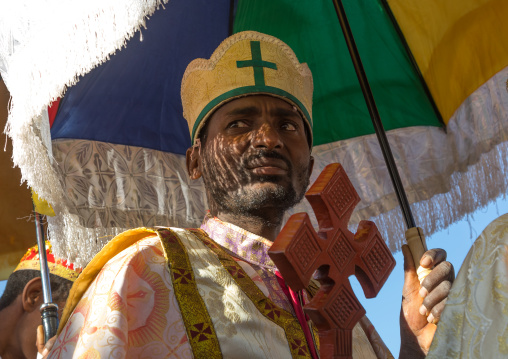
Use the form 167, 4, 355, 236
420, 248, 447, 268
37, 325, 57, 358
419, 297, 448, 324
37, 325, 45, 352
426, 298, 447, 324
420, 279, 452, 314
421, 260, 454, 295
42, 336, 57, 357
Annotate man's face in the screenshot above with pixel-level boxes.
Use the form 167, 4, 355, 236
188, 95, 313, 217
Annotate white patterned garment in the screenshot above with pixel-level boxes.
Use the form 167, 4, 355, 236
49, 217, 393, 358
427, 213, 508, 358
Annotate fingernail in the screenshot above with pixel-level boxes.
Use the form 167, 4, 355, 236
419, 305, 427, 316
42, 348, 48, 356
421, 255, 432, 267
419, 287, 428, 298
427, 313, 435, 324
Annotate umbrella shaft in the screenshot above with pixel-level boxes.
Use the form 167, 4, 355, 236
40, 303, 59, 343
331, 0, 416, 229
34, 210, 59, 342
35, 211, 53, 303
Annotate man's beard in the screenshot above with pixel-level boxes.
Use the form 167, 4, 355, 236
201, 149, 310, 219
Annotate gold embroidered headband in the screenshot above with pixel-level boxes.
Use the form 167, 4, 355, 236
14, 241, 82, 282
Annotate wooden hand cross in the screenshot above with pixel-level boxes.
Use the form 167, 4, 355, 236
269, 163, 395, 359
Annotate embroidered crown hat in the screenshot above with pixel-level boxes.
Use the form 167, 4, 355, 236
14, 241, 82, 282
181, 31, 314, 145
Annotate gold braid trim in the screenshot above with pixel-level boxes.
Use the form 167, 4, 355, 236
156, 228, 223, 359
15, 261, 81, 282
190, 229, 312, 359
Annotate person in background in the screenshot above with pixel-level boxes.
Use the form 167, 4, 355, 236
0, 241, 82, 359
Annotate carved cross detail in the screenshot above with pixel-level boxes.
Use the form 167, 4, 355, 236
269, 163, 395, 359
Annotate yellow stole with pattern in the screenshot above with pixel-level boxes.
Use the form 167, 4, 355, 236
59, 227, 312, 358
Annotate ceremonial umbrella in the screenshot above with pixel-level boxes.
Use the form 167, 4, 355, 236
0, 0, 507, 268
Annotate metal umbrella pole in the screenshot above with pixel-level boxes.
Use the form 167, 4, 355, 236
33, 208, 59, 343
331, 0, 428, 268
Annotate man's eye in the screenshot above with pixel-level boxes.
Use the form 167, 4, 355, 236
281, 122, 297, 131
227, 120, 249, 128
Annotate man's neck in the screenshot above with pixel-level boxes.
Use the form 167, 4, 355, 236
0, 305, 23, 359
211, 210, 283, 242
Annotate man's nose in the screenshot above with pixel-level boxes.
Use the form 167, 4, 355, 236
251, 122, 283, 150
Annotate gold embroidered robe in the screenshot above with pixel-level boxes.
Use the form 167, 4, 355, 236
427, 213, 508, 358
49, 216, 392, 358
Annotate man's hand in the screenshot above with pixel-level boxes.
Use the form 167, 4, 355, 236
399, 245, 454, 358
36, 325, 56, 359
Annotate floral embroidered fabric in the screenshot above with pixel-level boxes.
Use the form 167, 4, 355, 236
49, 217, 392, 358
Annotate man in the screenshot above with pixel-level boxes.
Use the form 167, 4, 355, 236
48, 31, 453, 358
0, 241, 82, 359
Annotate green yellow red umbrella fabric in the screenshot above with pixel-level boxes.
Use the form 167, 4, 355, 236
0, 0, 507, 270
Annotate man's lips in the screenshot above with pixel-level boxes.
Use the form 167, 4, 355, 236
250, 166, 287, 176
246, 158, 289, 175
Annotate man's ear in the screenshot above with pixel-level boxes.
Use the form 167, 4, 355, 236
22, 277, 43, 312
308, 155, 315, 180
186, 139, 203, 180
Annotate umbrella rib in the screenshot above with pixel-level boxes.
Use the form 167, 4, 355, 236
229, 0, 236, 35
331, 0, 416, 230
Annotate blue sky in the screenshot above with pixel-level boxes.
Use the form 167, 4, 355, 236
1, 196, 507, 354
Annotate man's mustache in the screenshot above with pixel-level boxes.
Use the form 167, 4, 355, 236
242, 150, 292, 172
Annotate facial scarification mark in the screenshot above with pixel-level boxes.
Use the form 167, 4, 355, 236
201, 137, 310, 223
194, 95, 312, 226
